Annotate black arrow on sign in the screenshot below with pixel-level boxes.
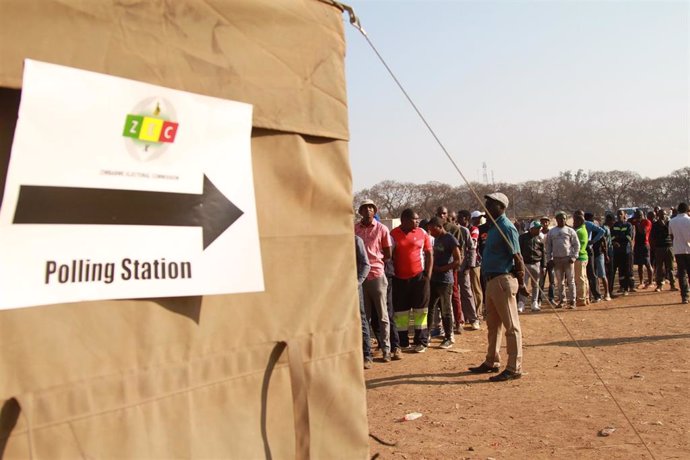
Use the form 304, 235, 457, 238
13, 175, 243, 250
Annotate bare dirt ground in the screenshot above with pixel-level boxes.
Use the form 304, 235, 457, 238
365, 286, 690, 460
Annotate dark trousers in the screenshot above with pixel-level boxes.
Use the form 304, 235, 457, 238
587, 248, 601, 299
654, 247, 675, 286
359, 284, 371, 360
428, 281, 454, 341
675, 254, 690, 301
613, 251, 634, 291
392, 274, 430, 348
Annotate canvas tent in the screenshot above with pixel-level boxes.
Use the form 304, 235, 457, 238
0, 1, 369, 458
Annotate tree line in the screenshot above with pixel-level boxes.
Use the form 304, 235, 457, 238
353, 167, 690, 219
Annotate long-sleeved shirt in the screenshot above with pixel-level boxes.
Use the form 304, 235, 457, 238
545, 225, 580, 261
611, 220, 634, 254
669, 213, 690, 255
584, 221, 605, 247
650, 219, 672, 248
355, 235, 371, 285
458, 225, 476, 271
519, 232, 545, 267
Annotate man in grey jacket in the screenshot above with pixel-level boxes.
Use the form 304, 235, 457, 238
546, 211, 580, 308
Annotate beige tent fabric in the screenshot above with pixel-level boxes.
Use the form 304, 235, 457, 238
0, 1, 368, 458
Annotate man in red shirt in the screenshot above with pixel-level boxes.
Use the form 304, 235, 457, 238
632, 209, 654, 288
354, 199, 394, 362
390, 208, 433, 353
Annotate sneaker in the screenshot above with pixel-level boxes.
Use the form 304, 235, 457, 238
682, 299, 689, 305
468, 363, 500, 373
413, 344, 427, 353
364, 359, 372, 370
382, 351, 392, 363
622, 291, 629, 296
489, 369, 522, 382
566, 303, 576, 310
531, 303, 541, 312
630, 288, 638, 292
471, 320, 481, 330
453, 325, 462, 334
604, 295, 612, 301
392, 348, 403, 360
517, 304, 525, 313
439, 339, 453, 349
654, 286, 662, 292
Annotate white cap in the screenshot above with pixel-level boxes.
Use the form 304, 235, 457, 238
470, 210, 485, 219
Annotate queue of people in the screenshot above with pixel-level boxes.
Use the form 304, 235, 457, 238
355, 195, 690, 382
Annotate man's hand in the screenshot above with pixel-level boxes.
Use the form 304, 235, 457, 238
518, 284, 530, 298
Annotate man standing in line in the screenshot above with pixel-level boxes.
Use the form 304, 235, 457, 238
468, 193, 528, 382
475, 210, 492, 316
426, 217, 461, 349
632, 209, 654, 289
354, 199, 394, 361
611, 209, 635, 295
604, 214, 616, 299
572, 211, 590, 307
586, 213, 612, 301
391, 209, 434, 352
518, 221, 545, 312
459, 210, 482, 328
582, 212, 605, 302
355, 235, 373, 369
456, 215, 481, 330
650, 208, 676, 292
468, 210, 486, 316
669, 202, 690, 304
435, 206, 463, 333
538, 216, 555, 305
545, 211, 580, 308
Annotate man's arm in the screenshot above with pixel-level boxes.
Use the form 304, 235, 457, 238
569, 229, 580, 261
435, 246, 461, 273
424, 249, 433, 279
382, 246, 392, 261
355, 237, 370, 284
590, 223, 604, 245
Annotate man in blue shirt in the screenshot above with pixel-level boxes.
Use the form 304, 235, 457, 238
469, 193, 528, 382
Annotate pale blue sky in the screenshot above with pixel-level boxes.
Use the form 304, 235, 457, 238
344, 0, 689, 191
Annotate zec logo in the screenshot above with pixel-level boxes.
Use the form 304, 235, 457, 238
122, 97, 179, 162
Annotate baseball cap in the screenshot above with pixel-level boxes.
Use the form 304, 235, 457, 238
358, 199, 377, 213
530, 221, 542, 229
555, 210, 567, 218
470, 210, 485, 219
484, 192, 509, 208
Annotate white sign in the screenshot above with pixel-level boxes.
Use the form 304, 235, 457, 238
0, 60, 264, 310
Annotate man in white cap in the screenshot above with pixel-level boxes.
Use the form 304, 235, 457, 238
354, 199, 395, 361
468, 193, 528, 382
